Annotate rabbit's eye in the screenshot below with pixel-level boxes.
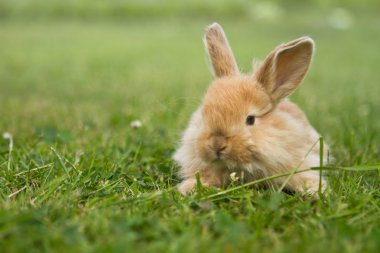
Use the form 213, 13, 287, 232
246, 115, 255, 125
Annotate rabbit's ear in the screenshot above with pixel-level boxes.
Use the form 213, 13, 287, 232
255, 37, 314, 101
204, 23, 239, 78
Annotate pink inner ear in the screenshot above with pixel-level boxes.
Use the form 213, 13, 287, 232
272, 41, 313, 96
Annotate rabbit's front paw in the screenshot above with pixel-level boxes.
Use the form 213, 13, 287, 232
298, 177, 327, 199
177, 179, 196, 195
282, 172, 327, 199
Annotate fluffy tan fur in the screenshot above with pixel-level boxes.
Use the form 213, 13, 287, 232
173, 23, 328, 197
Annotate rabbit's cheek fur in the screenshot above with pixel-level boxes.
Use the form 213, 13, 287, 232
225, 134, 256, 164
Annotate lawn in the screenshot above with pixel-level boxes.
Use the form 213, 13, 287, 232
0, 2, 380, 253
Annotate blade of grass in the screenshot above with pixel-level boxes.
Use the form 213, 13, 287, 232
97, 186, 178, 208
203, 163, 380, 201
14, 163, 53, 177
7, 186, 27, 198
318, 136, 324, 197
202, 168, 312, 201
50, 147, 69, 176
311, 165, 380, 171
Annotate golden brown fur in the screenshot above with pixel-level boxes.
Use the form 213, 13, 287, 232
173, 23, 328, 197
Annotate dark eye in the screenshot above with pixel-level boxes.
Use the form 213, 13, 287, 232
246, 115, 255, 125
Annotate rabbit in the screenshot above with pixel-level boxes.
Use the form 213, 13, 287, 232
173, 23, 328, 197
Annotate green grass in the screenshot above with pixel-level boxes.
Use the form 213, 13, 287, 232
1, 5, 380, 253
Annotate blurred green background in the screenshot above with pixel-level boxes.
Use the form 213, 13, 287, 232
1, 0, 380, 19
1, 1, 380, 253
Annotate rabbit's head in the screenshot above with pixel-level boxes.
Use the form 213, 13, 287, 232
197, 23, 314, 166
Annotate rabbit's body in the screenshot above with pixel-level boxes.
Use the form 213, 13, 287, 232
174, 23, 328, 196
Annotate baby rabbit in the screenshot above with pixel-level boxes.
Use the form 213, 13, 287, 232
174, 23, 327, 197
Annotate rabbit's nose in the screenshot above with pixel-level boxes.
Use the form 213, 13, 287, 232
212, 136, 227, 155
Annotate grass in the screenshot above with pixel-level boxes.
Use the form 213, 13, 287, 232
1, 4, 380, 253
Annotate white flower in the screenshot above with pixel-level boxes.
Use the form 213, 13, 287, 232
230, 172, 239, 182
2, 132, 12, 139
130, 120, 142, 129
101, 180, 109, 187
